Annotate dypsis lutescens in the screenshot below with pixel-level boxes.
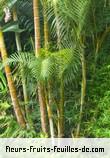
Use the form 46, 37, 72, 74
8, 46, 80, 137
8, 0, 91, 137
0, 0, 26, 128
45, 0, 91, 137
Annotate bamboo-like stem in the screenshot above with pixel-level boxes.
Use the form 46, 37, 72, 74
0, 27, 26, 128
75, 52, 86, 138
57, 79, 64, 137
43, 0, 49, 50
46, 104, 54, 138
45, 83, 55, 138
38, 83, 48, 133
33, 0, 48, 134
48, 83, 55, 138
13, 7, 28, 104
33, 0, 41, 57
43, 1, 55, 137
13, 8, 30, 125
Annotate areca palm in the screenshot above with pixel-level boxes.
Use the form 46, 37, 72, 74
31, 0, 90, 137
8, 45, 80, 137
45, 0, 91, 137
0, 29, 26, 128
42, 0, 55, 137
59, 0, 90, 137
3, 0, 91, 137
56, 0, 110, 137
33, 0, 48, 134
0, 0, 26, 128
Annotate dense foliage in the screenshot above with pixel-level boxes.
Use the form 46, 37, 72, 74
0, 0, 110, 138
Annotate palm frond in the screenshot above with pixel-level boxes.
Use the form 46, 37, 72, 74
8, 48, 80, 84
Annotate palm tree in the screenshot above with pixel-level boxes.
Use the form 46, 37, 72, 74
12, 6, 30, 124
0, 0, 26, 128
8, 0, 89, 137
0, 27, 26, 128
33, 0, 48, 134
43, 0, 49, 50
47, 0, 90, 137
42, 0, 55, 137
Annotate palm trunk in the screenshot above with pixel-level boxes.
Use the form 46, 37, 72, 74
43, 1, 55, 137
33, 0, 41, 57
57, 79, 64, 137
43, 0, 49, 50
38, 83, 48, 134
13, 8, 28, 104
47, 83, 55, 138
13, 8, 29, 125
0, 27, 26, 128
13, 7, 22, 52
47, 104, 54, 138
33, 0, 48, 134
75, 52, 86, 137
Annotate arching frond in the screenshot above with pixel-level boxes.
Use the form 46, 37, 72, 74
8, 48, 81, 85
